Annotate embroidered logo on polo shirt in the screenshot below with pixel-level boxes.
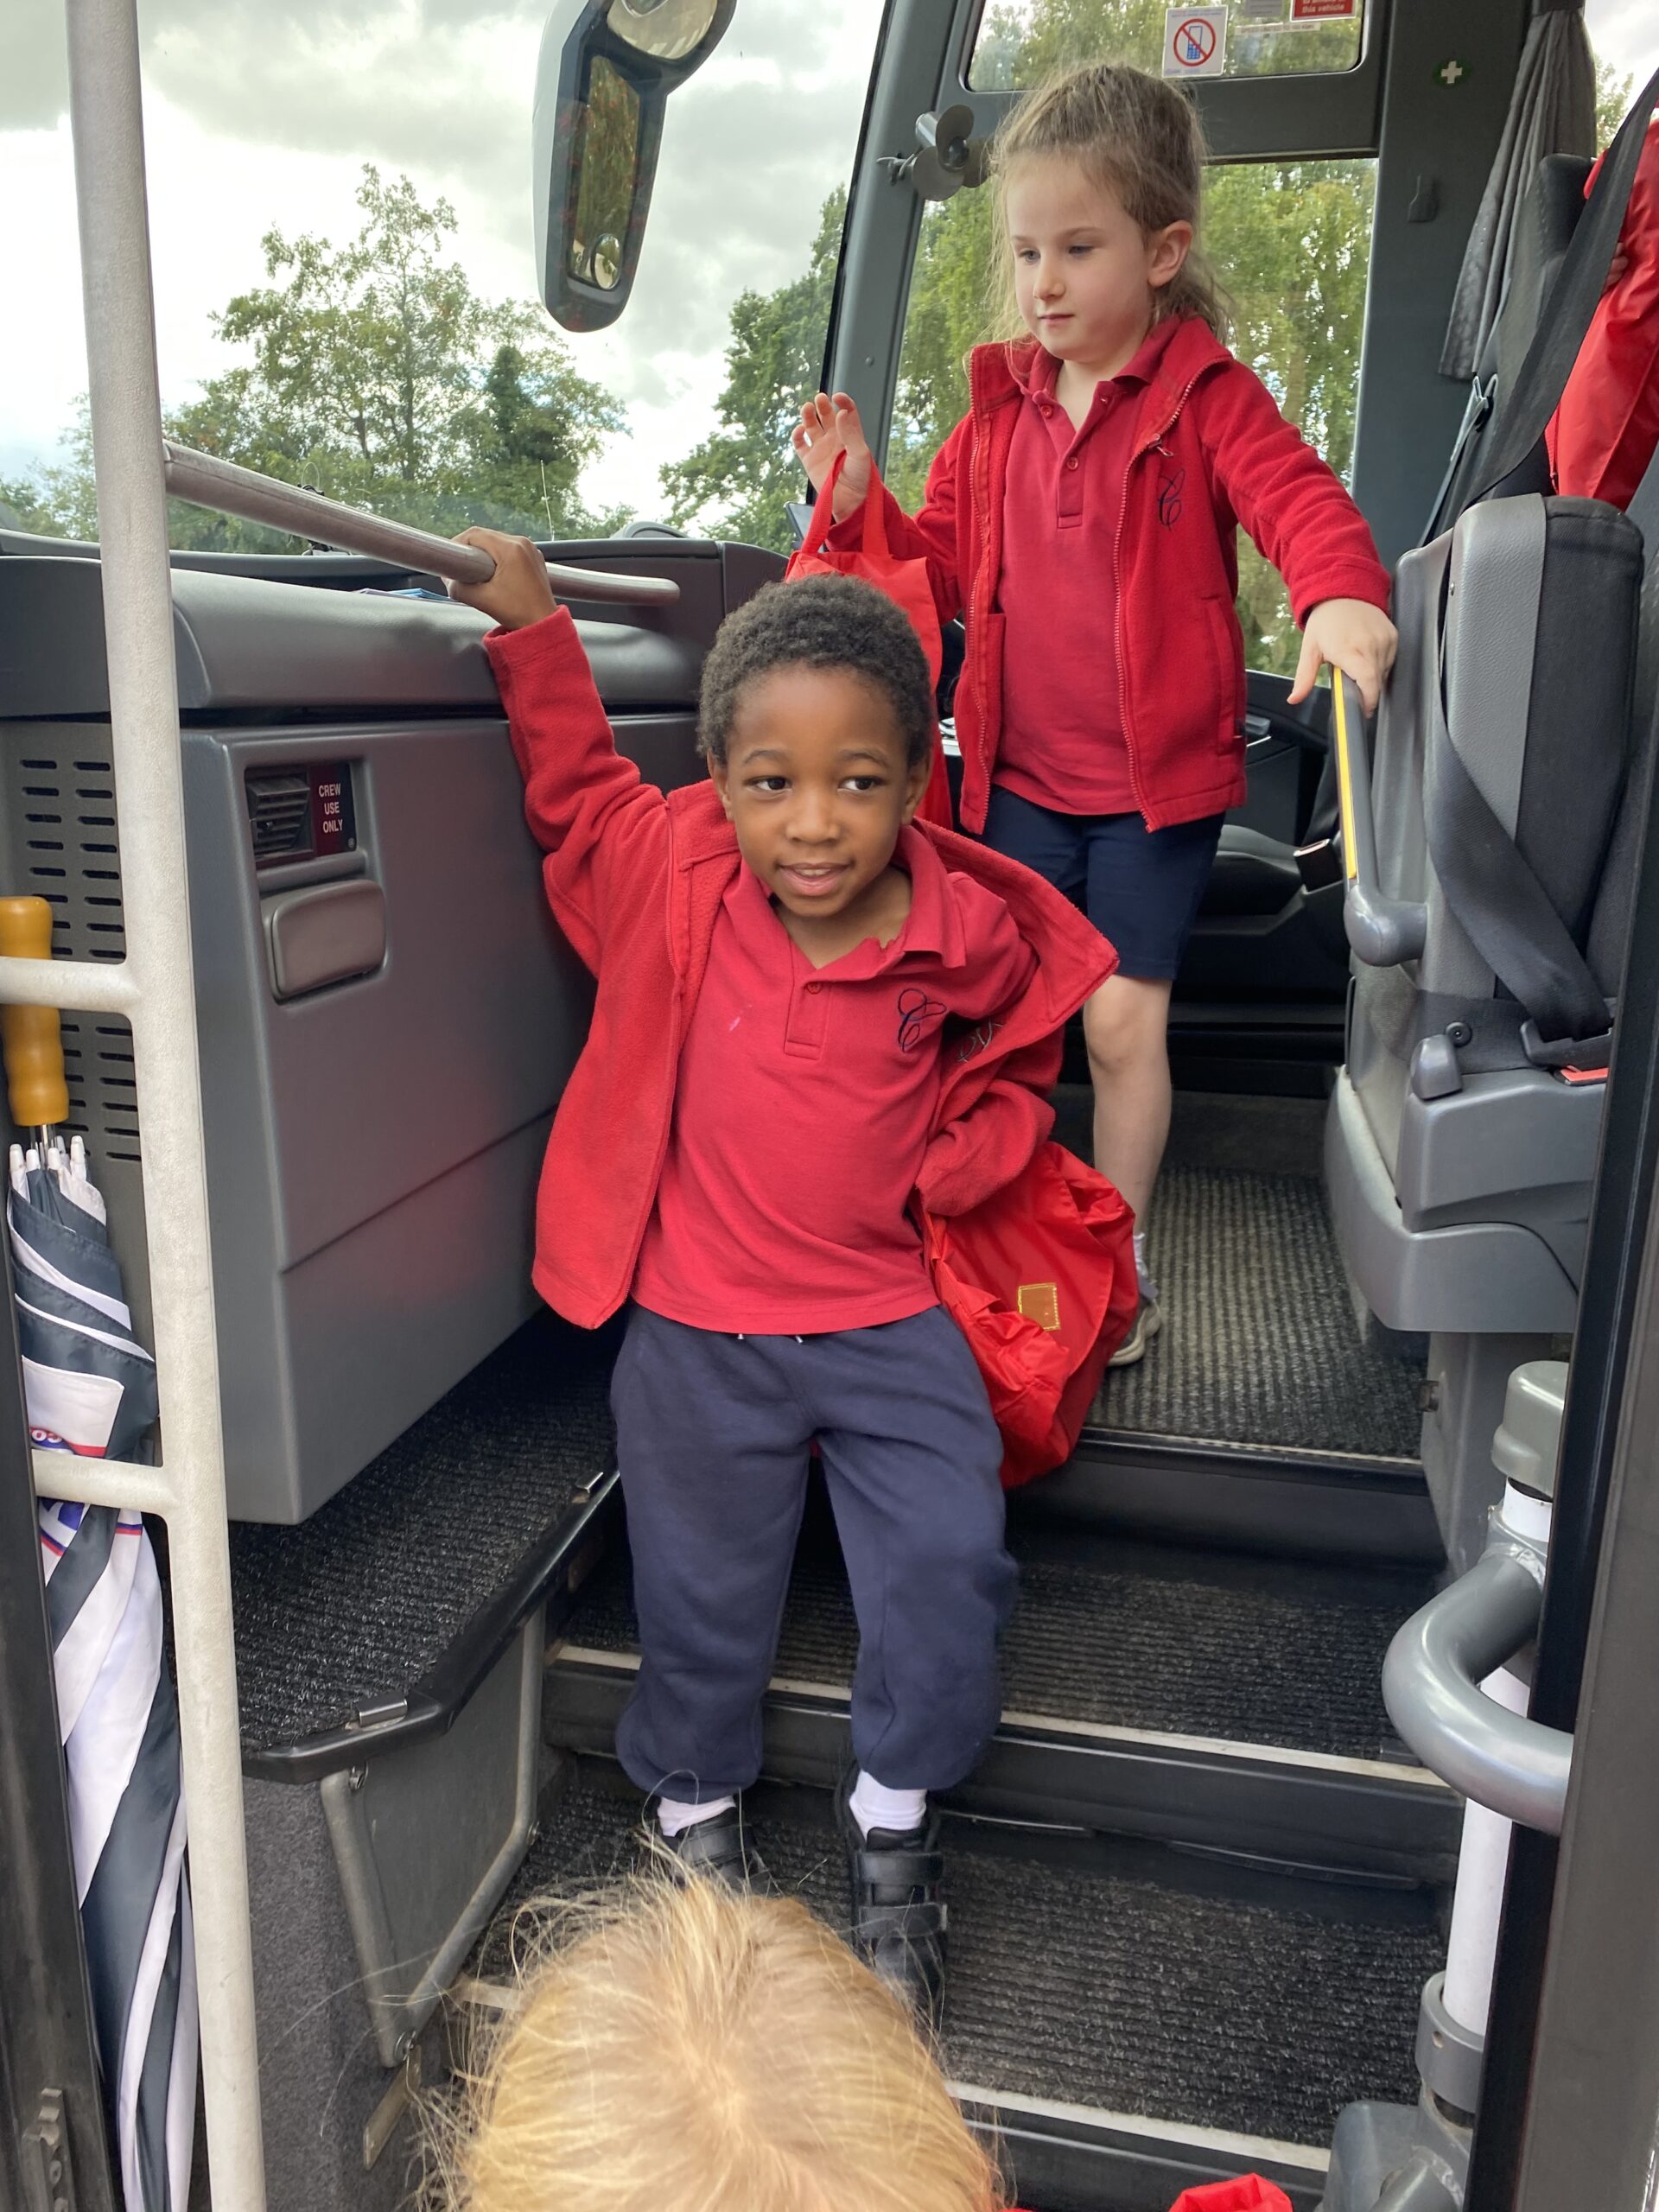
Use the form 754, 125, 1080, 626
1157, 466, 1185, 527
896, 987, 947, 1052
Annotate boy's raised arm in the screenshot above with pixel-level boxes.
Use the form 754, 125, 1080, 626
452, 531, 666, 968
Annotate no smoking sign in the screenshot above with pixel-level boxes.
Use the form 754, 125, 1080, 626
1163, 6, 1229, 78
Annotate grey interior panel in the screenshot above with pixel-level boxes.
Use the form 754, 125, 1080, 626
1326, 1073, 1578, 1338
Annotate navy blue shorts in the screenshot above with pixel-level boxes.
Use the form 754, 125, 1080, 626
982, 787, 1224, 981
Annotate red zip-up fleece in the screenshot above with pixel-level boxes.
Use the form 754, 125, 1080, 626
483, 607, 1116, 1330
826, 316, 1393, 833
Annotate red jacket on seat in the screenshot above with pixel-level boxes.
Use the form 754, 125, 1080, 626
825, 317, 1392, 834
483, 608, 1116, 1330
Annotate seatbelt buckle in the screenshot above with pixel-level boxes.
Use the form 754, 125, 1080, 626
1294, 835, 1344, 893
1521, 1017, 1613, 1073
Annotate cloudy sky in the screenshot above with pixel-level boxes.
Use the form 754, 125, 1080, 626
1, 0, 1653, 524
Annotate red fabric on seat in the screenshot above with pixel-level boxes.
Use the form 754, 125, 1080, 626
1548, 118, 1659, 509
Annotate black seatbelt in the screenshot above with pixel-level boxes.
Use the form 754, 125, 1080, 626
1423, 651, 1612, 1046
1461, 67, 1659, 515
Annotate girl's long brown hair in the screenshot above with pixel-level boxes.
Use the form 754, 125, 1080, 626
988, 61, 1232, 344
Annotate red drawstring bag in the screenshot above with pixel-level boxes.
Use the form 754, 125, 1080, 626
1548, 118, 1659, 509
784, 452, 953, 829
922, 1141, 1137, 1489
1168, 2182, 1294, 2212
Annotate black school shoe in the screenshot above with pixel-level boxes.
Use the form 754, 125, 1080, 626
836, 1770, 948, 2032
658, 1801, 775, 1895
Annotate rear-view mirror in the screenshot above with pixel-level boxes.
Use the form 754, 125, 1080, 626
533, 0, 735, 333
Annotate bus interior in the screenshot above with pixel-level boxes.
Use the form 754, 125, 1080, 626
3, 1, 1659, 2209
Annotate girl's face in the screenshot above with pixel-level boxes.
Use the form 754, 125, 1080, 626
1005, 155, 1192, 374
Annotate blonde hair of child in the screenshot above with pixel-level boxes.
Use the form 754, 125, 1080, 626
988, 60, 1232, 344
436, 1871, 1007, 2212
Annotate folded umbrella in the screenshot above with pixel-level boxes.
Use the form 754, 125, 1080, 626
1, 894, 194, 2212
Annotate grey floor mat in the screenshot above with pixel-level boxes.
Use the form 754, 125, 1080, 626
563, 1524, 1429, 1762
230, 1313, 618, 1753
480, 1761, 1440, 2149
1096, 1161, 1424, 1459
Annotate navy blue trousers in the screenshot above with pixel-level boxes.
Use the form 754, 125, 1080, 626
611, 1304, 1015, 1802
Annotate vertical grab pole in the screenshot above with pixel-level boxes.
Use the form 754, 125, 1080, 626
62, 3, 266, 2209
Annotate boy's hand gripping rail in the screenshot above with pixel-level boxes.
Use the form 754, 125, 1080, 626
1382, 1525, 1572, 1835
1332, 671, 1428, 967
161, 442, 682, 606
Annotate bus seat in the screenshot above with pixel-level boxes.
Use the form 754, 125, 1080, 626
1326, 492, 1645, 1567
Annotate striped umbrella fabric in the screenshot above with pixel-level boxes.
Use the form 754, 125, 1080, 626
15, 1136, 195, 2212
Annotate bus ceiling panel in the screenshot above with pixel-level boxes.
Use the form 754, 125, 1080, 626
944, 67, 1383, 165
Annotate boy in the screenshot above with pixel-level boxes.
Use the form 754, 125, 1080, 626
457, 537, 1115, 2020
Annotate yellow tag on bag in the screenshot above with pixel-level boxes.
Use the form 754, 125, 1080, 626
1017, 1282, 1062, 1332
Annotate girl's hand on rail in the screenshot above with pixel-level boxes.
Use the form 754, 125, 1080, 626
448, 529, 559, 632
791, 392, 873, 523
1292, 598, 1398, 715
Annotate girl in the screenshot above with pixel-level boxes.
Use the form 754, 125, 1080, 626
436, 1866, 1294, 2212
792, 63, 1396, 1365
437, 1872, 1006, 2212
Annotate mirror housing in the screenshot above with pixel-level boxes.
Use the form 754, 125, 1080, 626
533, 0, 735, 333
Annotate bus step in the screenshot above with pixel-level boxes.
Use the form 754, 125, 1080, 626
541, 1525, 1459, 1882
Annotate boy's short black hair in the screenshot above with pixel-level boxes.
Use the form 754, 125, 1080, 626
698, 573, 936, 772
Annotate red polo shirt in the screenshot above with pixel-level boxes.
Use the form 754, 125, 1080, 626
632, 827, 1036, 1335
995, 319, 1180, 817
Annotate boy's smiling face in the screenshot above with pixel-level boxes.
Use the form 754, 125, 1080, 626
709, 664, 931, 950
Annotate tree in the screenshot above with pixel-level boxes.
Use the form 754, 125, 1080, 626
659, 191, 846, 550
7, 167, 627, 550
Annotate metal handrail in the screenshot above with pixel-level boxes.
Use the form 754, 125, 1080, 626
162, 442, 683, 606
1382, 1545, 1573, 1835
1333, 672, 1428, 967
48, 3, 268, 2208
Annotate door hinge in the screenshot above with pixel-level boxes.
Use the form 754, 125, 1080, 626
22, 2088, 77, 2212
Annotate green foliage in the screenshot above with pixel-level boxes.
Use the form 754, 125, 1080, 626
10, 168, 627, 551
659, 191, 846, 553
1594, 56, 1635, 151
662, 0, 1376, 670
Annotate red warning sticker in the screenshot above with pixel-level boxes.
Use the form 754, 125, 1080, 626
1290, 0, 1357, 17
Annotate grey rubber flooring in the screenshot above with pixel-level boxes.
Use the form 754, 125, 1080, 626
480, 1760, 1440, 2150
1093, 1158, 1425, 1460
563, 1521, 1430, 1761
229, 1313, 618, 1753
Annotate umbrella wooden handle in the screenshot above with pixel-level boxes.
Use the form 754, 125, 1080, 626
0, 897, 70, 1129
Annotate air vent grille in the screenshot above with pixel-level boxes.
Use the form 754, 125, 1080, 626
245, 772, 315, 863
4, 749, 137, 1160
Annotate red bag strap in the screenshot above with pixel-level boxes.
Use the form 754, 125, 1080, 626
800, 446, 890, 560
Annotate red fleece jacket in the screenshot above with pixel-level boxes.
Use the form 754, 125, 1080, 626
825, 317, 1392, 833
484, 608, 1116, 1331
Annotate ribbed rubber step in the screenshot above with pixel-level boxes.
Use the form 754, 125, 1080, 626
562, 1518, 1433, 1764
479, 1758, 1441, 2183
545, 1514, 1459, 1881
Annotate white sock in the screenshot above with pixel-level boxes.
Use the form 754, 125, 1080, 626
849, 1770, 928, 1838
657, 1793, 735, 1839
1133, 1230, 1156, 1299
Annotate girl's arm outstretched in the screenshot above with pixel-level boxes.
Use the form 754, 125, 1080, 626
791, 391, 969, 629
